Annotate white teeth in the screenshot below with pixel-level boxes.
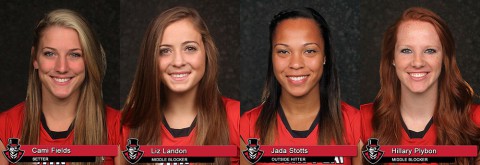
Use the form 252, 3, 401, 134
288, 76, 307, 81
53, 78, 71, 83
410, 73, 427, 78
172, 73, 188, 78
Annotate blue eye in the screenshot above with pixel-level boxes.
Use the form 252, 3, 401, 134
400, 49, 412, 54
70, 53, 82, 58
424, 49, 436, 54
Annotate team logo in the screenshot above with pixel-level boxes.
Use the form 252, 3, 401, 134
242, 138, 264, 164
362, 138, 384, 164
2, 138, 24, 163
122, 138, 144, 164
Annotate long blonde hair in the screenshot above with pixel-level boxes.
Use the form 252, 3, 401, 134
23, 9, 107, 149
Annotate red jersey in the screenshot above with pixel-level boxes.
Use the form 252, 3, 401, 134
240, 102, 362, 164
360, 103, 480, 164
0, 102, 121, 164
121, 97, 240, 164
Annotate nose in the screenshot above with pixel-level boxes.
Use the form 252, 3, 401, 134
54, 54, 69, 73
411, 52, 425, 68
289, 52, 304, 70
172, 51, 186, 67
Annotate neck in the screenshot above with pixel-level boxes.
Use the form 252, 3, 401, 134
165, 86, 198, 116
400, 85, 437, 121
41, 88, 79, 131
280, 85, 320, 116
42, 91, 79, 121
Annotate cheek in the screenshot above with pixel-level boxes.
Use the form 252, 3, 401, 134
188, 52, 206, 74
36, 58, 54, 72
272, 56, 288, 74
157, 56, 170, 73
70, 60, 86, 74
306, 57, 323, 75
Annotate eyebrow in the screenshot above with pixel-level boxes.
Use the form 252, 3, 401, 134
273, 43, 321, 48
42, 47, 82, 52
159, 41, 200, 47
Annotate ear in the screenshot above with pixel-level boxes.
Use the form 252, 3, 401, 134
32, 47, 39, 69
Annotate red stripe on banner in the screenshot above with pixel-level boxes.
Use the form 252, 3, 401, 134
258, 145, 357, 157
142, 145, 237, 157
21, 145, 118, 156
380, 145, 478, 157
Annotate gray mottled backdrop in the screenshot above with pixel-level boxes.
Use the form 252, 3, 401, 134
0, 0, 120, 111
240, 0, 360, 113
360, 0, 480, 105
120, 0, 240, 107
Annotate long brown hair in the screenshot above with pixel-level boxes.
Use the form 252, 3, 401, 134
256, 7, 344, 145
23, 9, 107, 163
121, 6, 230, 164
373, 7, 480, 164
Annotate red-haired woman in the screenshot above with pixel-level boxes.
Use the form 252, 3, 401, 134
361, 7, 480, 164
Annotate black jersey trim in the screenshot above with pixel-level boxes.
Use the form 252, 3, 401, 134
278, 105, 320, 138
40, 113, 74, 139
401, 116, 433, 139
162, 116, 197, 138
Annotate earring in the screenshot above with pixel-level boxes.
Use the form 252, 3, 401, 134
323, 58, 326, 65
392, 63, 395, 66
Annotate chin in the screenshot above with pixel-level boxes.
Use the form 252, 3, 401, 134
166, 85, 193, 93
52, 93, 71, 99
285, 90, 309, 98
406, 86, 429, 94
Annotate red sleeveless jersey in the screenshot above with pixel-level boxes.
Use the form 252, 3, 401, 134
0, 102, 121, 164
121, 97, 240, 164
360, 103, 480, 165
240, 101, 361, 164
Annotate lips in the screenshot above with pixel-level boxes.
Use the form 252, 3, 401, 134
169, 72, 190, 81
408, 72, 428, 80
286, 75, 309, 85
50, 76, 73, 86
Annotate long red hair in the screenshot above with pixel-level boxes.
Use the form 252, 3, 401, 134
373, 7, 480, 164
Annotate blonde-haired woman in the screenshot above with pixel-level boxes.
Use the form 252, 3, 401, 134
121, 6, 240, 165
0, 9, 121, 164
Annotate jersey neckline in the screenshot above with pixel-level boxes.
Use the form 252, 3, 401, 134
40, 113, 74, 140
162, 116, 197, 138
277, 105, 320, 138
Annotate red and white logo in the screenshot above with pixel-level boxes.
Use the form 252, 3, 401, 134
2, 138, 24, 164
122, 138, 144, 164
362, 138, 384, 164
242, 138, 264, 164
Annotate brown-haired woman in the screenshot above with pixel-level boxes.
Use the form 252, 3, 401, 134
360, 7, 480, 164
0, 9, 121, 164
120, 6, 240, 165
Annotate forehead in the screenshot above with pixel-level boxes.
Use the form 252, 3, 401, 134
396, 20, 440, 42
37, 25, 82, 52
273, 18, 323, 43
160, 18, 202, 44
